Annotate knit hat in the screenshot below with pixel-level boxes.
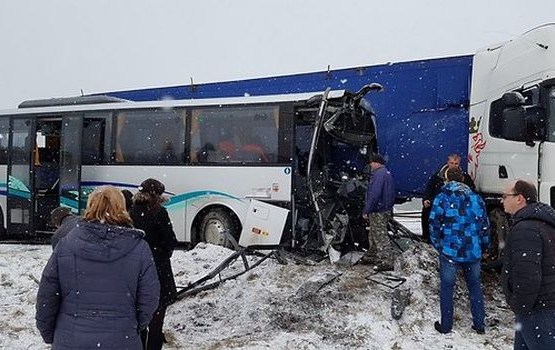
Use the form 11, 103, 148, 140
369, 153, 386, 165
50, 207, 72, 227
138, 178, 165, 196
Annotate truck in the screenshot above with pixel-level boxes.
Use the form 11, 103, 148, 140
100, 24, 555, 258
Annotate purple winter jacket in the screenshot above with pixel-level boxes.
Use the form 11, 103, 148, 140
36, 219, 160, 349
363, 165, 396, 214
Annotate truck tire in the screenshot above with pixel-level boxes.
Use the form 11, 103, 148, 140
199, 208, 241, 249
483, 207, 510, 269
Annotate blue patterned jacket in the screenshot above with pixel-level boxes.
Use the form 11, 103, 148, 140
429, 181, 490, 262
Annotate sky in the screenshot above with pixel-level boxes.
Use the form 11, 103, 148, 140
1, 0, 554, 109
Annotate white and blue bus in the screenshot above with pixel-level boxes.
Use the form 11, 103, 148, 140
0, 86, 379, 249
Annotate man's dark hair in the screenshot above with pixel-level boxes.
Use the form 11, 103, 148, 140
513, 180, 538, 203
446, 168, 464, 183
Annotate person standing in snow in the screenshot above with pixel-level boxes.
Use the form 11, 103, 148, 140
362, 153, 396, 271
36, 186, 160, 349
130, 178, 178, 350
429, 168, 489, 334
501, 180, 555, 350
49, 206, 78, 250
421, 153, 475, 243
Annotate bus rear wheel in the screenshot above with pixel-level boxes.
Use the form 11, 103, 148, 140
199, 208, 241, 249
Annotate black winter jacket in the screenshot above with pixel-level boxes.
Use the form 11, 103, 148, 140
423, 164, 475, 202
130, 203, 178, 308
501, 202, 555, 315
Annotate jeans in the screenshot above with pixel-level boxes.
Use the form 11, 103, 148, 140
514, 309, 555, 350
439, 254, 485, 332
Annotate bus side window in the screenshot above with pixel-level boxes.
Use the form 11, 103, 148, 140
82, 118, 106, 165
115, 109, 185, 165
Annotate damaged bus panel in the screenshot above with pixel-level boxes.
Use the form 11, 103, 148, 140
291, 84, 383, 251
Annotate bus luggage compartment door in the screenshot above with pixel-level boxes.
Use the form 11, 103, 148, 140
239, 199, 289, 248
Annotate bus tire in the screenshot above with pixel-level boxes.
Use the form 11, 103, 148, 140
483, 207, 510, 270
199, 208, 241, 249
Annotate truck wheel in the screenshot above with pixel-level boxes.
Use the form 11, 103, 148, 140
199, 208, 241, 248
483, 207, 510, 268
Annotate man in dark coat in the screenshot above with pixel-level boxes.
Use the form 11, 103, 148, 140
362, 153, 396, 271
130, 178, 178, 350
422, 153, 475, 243
501, 180, 555, 349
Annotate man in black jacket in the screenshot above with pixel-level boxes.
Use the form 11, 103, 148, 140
421, 153, 475, 243
501, 180, 555, 350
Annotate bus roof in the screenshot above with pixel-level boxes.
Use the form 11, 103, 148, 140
0, 90, 346, 116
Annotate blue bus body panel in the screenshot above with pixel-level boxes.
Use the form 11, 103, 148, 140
102, 56, 473, 197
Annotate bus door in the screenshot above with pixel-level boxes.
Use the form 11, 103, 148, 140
7, 117, 37, 236
58, 115, 83, 215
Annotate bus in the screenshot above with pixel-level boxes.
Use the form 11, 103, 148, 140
0, 86, 380, 250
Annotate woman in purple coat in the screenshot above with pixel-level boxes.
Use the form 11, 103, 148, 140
36, 186, 160, 349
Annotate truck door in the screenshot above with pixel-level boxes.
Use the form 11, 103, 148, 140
473, 91, 541, 194
59, 115, 83, 214
7, 117, 37, 236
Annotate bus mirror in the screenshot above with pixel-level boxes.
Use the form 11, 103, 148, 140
306, 94, 323, 107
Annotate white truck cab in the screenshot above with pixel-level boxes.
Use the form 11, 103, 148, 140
469, 23, 555, 207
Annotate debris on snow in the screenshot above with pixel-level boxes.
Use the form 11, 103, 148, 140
0, 241, 515, 350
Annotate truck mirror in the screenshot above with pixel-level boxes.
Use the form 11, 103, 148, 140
500, 91, 546, 145
524, 106, 547, 141
502, 91, 526, 107
501, 105, 527, 142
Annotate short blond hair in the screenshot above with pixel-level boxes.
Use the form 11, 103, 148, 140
84, 186, 132, 226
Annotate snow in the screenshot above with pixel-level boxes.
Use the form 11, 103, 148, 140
0, 236, 515, 349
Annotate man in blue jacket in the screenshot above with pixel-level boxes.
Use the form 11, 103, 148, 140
362, 153, 396, 271
429, 168, 490, 334
501, 180, 555, 350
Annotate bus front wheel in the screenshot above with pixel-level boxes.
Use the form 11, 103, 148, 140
199, 208, 241, 249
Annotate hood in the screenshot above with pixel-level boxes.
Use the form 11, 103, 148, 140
66, 219, 146, 262
513, 202, 555, 229
440, 181, 472, 196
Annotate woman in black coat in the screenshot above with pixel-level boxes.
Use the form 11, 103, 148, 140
130, 178, 178, 350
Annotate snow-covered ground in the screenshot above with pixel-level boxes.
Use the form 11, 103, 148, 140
0, 220, 515, 349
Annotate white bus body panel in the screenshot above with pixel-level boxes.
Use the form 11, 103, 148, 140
81, 165, 292, 242
469, 24, 555, 195
239, 199, 289, 247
